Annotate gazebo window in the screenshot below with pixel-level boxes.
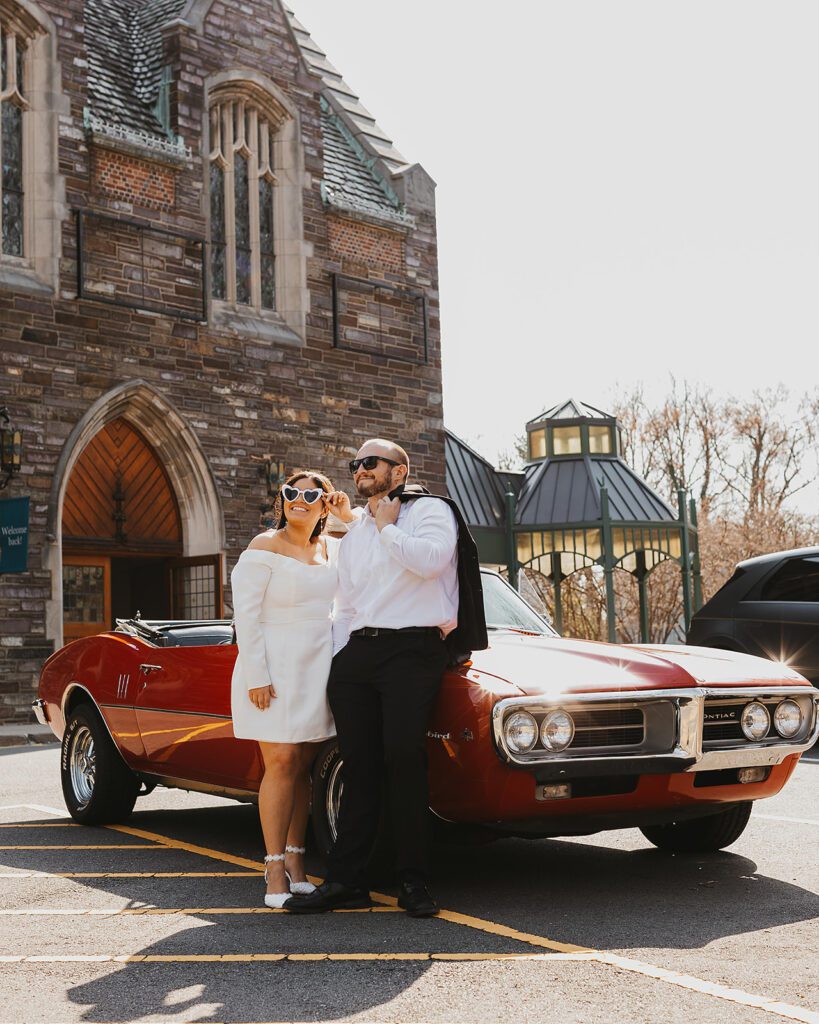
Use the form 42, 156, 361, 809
1, 27, 26, 257
588, 424, 613, 454
208, 98, 278, 312
529, 428, 546, 460
552, 425, 582, 456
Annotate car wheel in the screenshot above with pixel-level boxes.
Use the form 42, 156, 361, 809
61, 703, 140, 825
310, 739, 392, 872
639, 801, 753, 853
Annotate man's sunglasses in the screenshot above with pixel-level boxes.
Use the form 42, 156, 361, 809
349, 455, 401, 474
281, 484, 325, 505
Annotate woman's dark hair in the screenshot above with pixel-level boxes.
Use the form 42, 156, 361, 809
276, 469, 333, 542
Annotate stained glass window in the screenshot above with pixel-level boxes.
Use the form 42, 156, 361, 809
259, 177, 275, 310
208, 96, 279, 312
234, 152, 251, 305
0, 28, 26, 258
209, 163, 226, 299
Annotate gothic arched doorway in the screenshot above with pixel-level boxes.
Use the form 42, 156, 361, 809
61, 417, 221, 640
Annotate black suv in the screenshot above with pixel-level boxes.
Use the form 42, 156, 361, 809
688, 546, 819, 688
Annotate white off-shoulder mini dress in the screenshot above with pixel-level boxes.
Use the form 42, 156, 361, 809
230, 543, 337, 743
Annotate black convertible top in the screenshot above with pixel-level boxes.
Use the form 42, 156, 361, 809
115, 618, 234, 647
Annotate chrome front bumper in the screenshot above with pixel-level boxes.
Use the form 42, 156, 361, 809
491, 686, 819, 773
31, 699, 49, 726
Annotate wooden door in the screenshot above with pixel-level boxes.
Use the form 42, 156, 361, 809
62, 555, 111, 640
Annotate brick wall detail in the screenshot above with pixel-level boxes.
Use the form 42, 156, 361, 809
328, 217, 404, 272
92, 147, 176, 210
0, 0, 443, 722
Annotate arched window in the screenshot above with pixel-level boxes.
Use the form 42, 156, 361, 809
1, 22, 27, 257
0, 1, 64, 294
205, 75, 308, 341
209, 95, 280, 312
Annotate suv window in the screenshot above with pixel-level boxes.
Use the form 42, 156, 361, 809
759, 558, 819, 602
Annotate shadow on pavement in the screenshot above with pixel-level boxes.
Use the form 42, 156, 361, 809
1, 798, 817, 1021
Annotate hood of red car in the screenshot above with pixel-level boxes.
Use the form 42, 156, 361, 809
467, 632, 809, 696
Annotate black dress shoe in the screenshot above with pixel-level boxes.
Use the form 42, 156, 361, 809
397, 879, 439, 918
283, 881, 371, 914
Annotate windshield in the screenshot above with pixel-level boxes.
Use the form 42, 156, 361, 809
481, 572, 557, 636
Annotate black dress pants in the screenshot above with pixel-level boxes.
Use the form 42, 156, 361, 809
325, 632, 448, 888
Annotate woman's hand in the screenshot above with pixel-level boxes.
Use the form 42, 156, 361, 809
327, 490, 355, 523
248, 684, 276, 710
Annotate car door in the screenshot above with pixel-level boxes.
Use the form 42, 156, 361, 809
733, 555, 819, 686
134, 643, 262, 788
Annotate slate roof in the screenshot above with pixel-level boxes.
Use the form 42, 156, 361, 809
514, 456, 677, 527
445, 428, 677, 533
283, 6, 410, 175
445, 430, 509, 530
527, 398, 614, 426
83, 0, 412, 221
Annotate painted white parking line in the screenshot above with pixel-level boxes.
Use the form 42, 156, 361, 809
756, 814, 819, 827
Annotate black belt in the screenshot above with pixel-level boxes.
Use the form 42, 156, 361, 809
350, 626, 441, 638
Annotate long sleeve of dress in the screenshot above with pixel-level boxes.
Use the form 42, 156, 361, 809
230, 555, 274, 690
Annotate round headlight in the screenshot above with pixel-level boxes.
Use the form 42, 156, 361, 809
540, 709, 575, 752
504, 711, 538, 753
740, 701, 771, 741
773, 699, 803, 738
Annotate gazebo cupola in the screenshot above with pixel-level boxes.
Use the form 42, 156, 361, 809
526, 399, 623, 461
509, 398, 702, 642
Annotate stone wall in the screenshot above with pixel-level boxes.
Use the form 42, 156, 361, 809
0, 0, 444, 721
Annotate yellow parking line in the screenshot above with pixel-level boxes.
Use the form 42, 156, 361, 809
0, 906, 403, 915
0, 871, 262, 878
0, 952, 588, 964
0, 823, 79, 828
12, 804, 819, 1024
107, 824, 266, 872
0, 844, 168, 850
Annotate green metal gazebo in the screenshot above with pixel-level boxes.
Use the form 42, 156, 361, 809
446, 399, 703, 642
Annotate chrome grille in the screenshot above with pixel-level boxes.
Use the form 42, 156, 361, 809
570, 707, 644, 749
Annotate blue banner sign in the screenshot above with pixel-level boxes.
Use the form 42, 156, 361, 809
0, 497, 29, 574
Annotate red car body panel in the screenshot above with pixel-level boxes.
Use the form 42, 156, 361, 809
38, 622, 817, 834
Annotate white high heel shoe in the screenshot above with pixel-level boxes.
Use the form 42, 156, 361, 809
285, 844, 316, 895
263, 853, 291, 909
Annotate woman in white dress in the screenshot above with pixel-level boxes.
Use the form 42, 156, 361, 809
230, 470, 353, 907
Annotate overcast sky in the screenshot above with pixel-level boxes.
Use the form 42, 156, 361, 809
293, 1, 818, 468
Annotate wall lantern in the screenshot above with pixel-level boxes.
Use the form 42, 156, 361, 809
0, 408, 22, 490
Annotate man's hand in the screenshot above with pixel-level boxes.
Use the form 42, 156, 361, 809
374, 495, 401, 532
248, 684, 276, 709
327, 490, 355, 523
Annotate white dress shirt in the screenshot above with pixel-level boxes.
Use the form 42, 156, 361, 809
332, 498, 459, 655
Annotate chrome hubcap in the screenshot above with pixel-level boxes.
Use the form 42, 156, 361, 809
325, 757, 344, 843
69, 726, 96, 809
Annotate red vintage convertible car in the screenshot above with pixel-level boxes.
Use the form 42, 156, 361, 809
34, 571, 818, 854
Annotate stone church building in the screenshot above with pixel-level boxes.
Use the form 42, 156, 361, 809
0, 0, 443, 721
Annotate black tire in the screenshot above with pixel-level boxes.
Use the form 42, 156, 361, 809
640, 802, 753, 853
61, 703, 140, 824
310, 739, 392, 872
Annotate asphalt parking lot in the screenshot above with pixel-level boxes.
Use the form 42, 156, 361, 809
0, 743, 817, 1024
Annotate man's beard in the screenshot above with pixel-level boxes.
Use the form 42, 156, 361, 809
355, 471, 391, 498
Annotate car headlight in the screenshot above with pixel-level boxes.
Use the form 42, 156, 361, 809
773, 699, 803, 739
540, 709, 575, 752
740, 701, 771, 741
504, 711, 538, 753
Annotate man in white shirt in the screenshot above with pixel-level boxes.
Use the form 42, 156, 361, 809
285, 438, 458, 918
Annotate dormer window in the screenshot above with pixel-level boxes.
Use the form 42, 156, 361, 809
1, 26, 26, 257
